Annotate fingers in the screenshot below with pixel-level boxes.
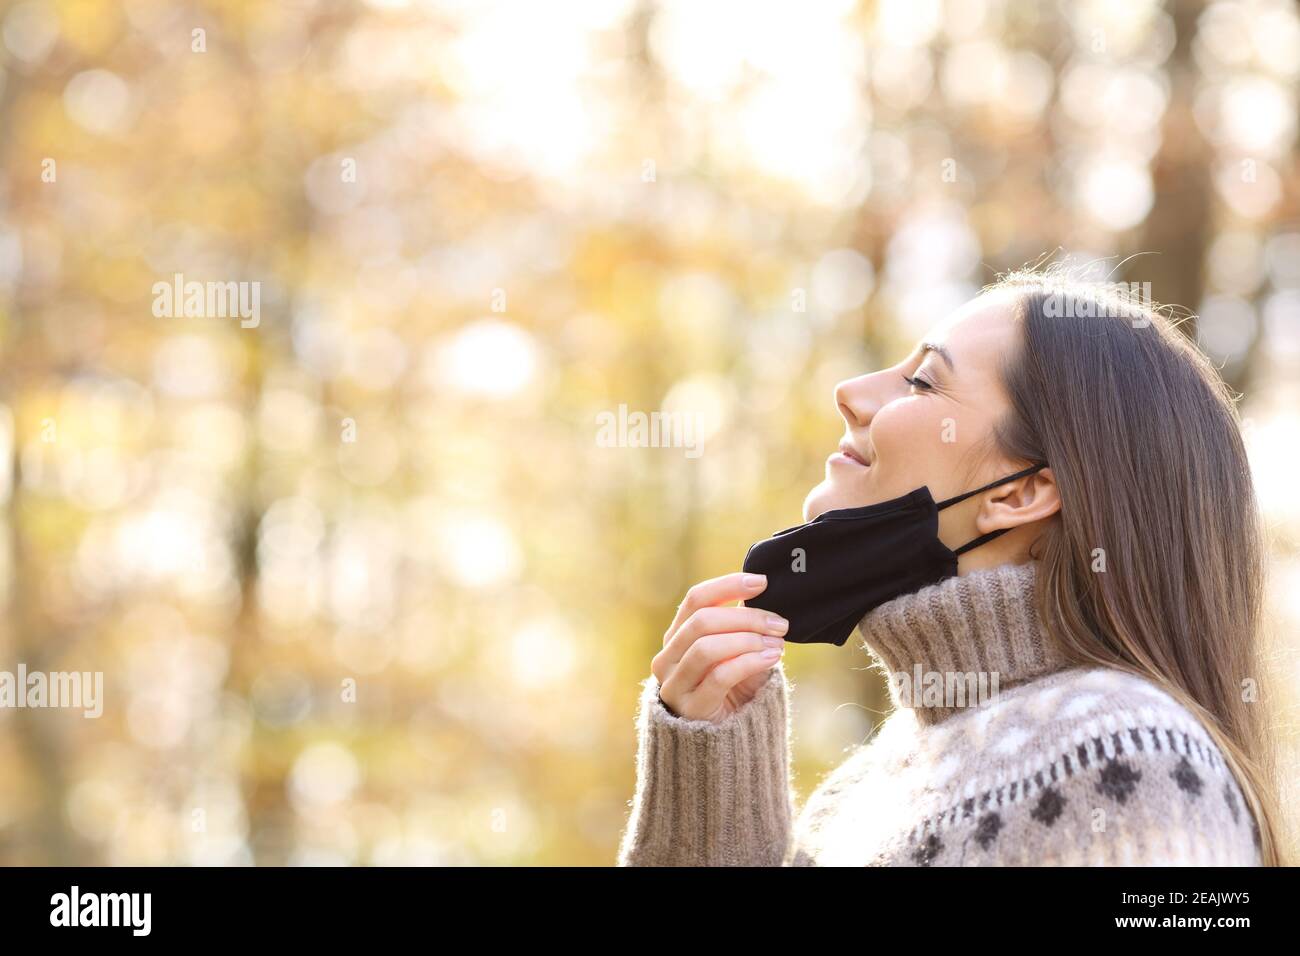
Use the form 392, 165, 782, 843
656, 605, 788, 676
663, 631, 785, 694
662, 648, 782, 719
662, 572, 768, 647
652, 572, 784, 721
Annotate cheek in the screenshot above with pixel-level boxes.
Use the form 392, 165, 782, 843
876, 399, 990, 498
872, 398, 941, 459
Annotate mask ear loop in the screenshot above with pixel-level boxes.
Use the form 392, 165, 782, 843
935, 462, 1049, 557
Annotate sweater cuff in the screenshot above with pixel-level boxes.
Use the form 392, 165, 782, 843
617, 663, 794, 866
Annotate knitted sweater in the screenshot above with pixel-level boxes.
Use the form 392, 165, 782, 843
617, 561, 1261, 866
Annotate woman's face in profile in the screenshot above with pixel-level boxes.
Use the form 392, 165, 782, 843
803, 290, 1021, 522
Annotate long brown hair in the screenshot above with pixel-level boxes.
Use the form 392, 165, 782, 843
984, 263, 1286, 866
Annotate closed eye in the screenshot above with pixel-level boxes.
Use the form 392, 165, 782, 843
902, 373, 933, 391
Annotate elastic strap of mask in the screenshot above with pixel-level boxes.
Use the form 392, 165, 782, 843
953, 526, 1013, 556
937, 461, 1049, 556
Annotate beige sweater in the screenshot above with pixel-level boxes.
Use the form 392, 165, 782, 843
617, 561, 1261, 866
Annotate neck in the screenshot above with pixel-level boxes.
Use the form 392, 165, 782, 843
855, 560, 1073, 727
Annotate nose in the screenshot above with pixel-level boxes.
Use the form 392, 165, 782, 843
834, 372, 885, 429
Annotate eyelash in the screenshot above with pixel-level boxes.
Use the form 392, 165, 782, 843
902, 373, 933, 391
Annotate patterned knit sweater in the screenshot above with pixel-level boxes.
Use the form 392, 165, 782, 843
617, 561, 1262, 866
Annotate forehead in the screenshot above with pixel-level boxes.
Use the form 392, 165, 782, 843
922, 290, 1020, 367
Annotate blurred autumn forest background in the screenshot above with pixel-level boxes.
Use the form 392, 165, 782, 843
0, 0, 1297, 865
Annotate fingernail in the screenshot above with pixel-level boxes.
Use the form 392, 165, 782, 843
766, 615, 788, 635
743, 574, 766, 589
763, 636, 784, 649
762, 647, 781, 660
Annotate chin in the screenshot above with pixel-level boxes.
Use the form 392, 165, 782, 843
804, 473, 876, 520
802, 482, 833, 522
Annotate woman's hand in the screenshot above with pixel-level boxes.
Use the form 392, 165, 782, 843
652, 572, 788, 723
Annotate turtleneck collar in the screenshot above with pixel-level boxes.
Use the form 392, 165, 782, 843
855, 560, 1074, 728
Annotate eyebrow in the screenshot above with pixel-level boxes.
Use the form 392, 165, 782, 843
920, 341, 955, 372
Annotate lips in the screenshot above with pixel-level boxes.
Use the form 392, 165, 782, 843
838, 440, 871, 466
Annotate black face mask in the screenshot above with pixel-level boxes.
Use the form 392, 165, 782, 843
740, 462, 1048, 646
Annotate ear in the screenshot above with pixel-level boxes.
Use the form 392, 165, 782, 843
975, 466, 1061, 533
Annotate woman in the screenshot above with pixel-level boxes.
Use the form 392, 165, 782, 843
616, 266, 1283, 866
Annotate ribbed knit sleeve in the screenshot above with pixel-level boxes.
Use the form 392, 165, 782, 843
616, 662, 796, 866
